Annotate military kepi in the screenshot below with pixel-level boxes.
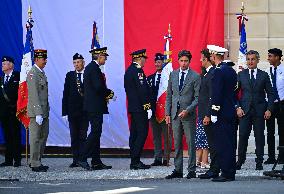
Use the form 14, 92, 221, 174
130, 49, 148, 59
1, 56, 14, 63
89, 47, 109, 56
155, 53, 164, 61
34, 49, 47, 59
73, 53, 84, 60
207, 45, 228, 55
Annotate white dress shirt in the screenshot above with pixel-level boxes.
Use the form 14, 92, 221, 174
76, 69, 84, 83
4, 70, 13, 83
276, 64, 284, 101
154, 72, 161, 87
249, 68, 257, 79
179, 68, 189, 86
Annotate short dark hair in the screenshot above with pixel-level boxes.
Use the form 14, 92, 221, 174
268, 48, 283, 58
178, 50, 192, 61
201, 49, 211, 61
246, 50, 260, 59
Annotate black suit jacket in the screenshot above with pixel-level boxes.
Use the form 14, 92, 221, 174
0, 71, 20, 117
147, 72, 159, 114
124, 63, 151, 113
62, 71, 85, 118
237, 68, 274, 116
198, 66, 215, 118
83, 61, 112, 114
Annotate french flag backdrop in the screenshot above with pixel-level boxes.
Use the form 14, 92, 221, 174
0, 0, 224, 149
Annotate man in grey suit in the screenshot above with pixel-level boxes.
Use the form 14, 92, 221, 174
236, 50, 274, 170
165, 50, 201, 179
27, 49, 50, 172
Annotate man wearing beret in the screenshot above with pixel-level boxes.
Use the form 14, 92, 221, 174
165, 50, 200, 179
207, 45, 237, 182
77, 47, 114, 170
27, 49, 50, 172
265, 48, 284, 164
62, 53, 88, 168
0, 56, 21, 167
147, 53, 172, 166
124, 49, 152, 170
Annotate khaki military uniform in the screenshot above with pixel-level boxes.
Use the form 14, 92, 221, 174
27, 65, 49, 168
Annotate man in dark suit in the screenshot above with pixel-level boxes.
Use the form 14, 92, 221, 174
265, 48, 284, 164
62, 53, 89, 168
124, 49, 152, 170
0, 56, 21, 167
147, 53, 172, 166
165, 50, 201, 179
236, 50, 274, 170
77, 47, 114, 170
197, 49, 219, 179
207, 45, 237, 182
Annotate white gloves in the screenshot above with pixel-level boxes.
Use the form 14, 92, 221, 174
62, 116, 68, 125
36, 115, 43, 126
111, 95, 117, 102
211, 116, 217, 123
147, 109, 152, 120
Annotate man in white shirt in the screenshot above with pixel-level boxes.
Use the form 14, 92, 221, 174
265, 48, 284, 164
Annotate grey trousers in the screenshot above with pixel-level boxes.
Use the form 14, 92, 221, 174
29, 117, 49, 167
150, 118, 172, 161
172, 114, 196, 173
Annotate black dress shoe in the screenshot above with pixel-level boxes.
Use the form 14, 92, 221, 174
163, 160, 169, 166
186, 171, 196, 179
69, 162, 79, 168
236, 161, 242, 170
32, 165, 47, 172
130, 162, 151, 170
13, 162, 21, 167
264, 158, 276, 165
92, 163, 112, 170
151, 159, 163, 166
165, 170, 183, 179
0, 162, 13, 167
256, 163, 263, 170
198, 171, 219, 179
77, 161, 91, 170
212, 176, 235, 182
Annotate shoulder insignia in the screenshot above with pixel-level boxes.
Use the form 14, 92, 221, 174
212, 105, 221, 111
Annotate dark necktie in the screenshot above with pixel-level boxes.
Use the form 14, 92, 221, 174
179, 71, 185, 91
251, 69, 255, 85
4, 75, 9, 85
272, 67, 280, 101
156, 73, 161, 87
77, 73, 82, 83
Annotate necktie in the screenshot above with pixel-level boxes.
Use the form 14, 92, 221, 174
156, 73, 161, 87
4, 75, 9, 85
272, 67, 280, 101
251, 69, 255, 85
77, 73, 82, 83
179, 71, 185, 91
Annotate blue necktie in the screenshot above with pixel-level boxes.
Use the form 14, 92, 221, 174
251, 69, 255, 85
179, 71, 185, 91
4, 75, 9, 85
272, 67, 280, 101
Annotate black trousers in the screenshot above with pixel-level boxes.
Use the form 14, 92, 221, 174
266, 101, 284, 161
238, 109, 265, 164
213, 117, 236, 179
0, 114, 21, 164
129, 112, 149, 164
204, 123, 219, 174
81, 113, 103, 165
68, 115, 88, 163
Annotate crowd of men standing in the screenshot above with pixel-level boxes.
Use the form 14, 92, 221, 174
0, 45, 283, 181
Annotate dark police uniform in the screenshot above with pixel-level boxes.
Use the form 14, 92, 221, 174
0, 56, 21, 167
124, 49, 151, 169
211, 61, 237, 180
62, 53, 88, 167
78, 47, 114, 170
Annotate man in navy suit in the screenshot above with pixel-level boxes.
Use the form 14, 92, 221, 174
62, 53, 89, 168
207, 45, 238, 182
124, 49, 152, 170
0, 56, 21, 167
77, 47, 115, 170
147, 53, 172, 166
236, 50, 274, 170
